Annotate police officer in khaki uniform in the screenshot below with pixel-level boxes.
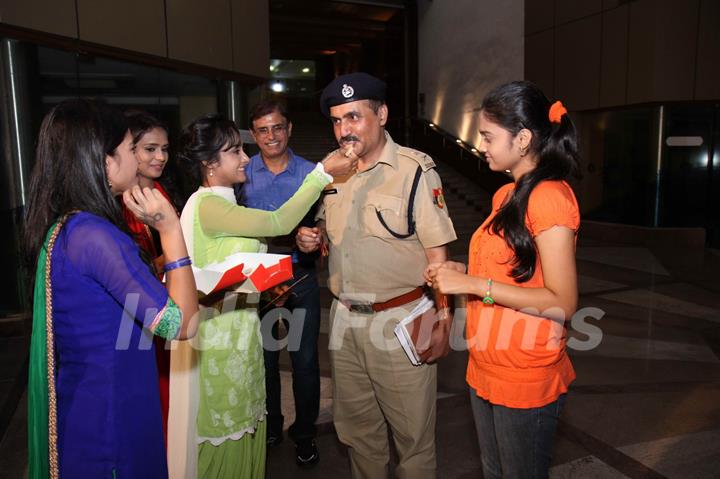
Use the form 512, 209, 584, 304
296, 72, 457, 479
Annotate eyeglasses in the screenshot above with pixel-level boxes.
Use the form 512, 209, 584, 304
254, 124, 288, 136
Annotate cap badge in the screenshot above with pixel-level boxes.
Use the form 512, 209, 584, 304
341, 84, 354, 98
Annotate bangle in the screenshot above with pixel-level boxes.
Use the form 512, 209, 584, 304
482, 278, 495, 305
164, 256, 192, 272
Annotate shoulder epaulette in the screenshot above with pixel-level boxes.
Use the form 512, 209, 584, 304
397, 146, 435, 171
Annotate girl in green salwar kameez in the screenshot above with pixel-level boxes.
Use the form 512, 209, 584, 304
167, 114, 356, 479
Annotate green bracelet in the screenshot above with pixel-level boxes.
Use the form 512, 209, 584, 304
482, 278, 495, 305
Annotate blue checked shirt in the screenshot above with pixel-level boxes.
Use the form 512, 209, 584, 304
240, 149, 319, 264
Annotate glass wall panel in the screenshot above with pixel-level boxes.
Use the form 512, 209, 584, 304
659, 104, 716, 229
578, 107, 658, 226
1, 41, 230, 316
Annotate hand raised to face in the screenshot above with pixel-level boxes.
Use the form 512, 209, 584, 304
321, 144, 359, 178
123, 186, 179, 233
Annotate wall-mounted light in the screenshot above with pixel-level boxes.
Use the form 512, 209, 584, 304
302, 67, 310, 73
471, 148, 478, 153
429, 123, 435, 128
455, 139, 462, 145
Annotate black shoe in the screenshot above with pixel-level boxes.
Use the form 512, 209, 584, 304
295, 439, 319, 468
267, 432, 283, 448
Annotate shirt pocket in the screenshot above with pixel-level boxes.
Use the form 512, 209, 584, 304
362, 192, 409, 239
322, 193, 344, 242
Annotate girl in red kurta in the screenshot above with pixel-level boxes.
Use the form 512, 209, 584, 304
425, 81, 580, 479
121, 110, 178, 441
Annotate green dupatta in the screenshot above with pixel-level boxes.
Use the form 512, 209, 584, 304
28, 221, 63, 479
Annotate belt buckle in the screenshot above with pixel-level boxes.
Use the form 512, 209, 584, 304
347, 302, 374, 314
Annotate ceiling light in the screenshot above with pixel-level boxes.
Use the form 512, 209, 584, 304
302, 67, 310, 73
271, 82, 285, 93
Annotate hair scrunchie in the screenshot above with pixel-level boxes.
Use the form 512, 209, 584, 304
548, 100, 567, 124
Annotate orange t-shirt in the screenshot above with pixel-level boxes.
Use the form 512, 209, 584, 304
466, 180, 580, 409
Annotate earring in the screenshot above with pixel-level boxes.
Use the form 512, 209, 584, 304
108, 179, 113, 188
519, 146, 528, 157
209, 170, 214, 177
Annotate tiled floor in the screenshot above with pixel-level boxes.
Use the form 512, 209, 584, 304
1, 162, 719, 478
269, 164, 720, 478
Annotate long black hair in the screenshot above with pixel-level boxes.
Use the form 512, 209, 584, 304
177, 114, 242, 188
482, 81, 580, 283
24, 99, 131, 268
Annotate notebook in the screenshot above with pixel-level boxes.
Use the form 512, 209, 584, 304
393, 294, 437, 366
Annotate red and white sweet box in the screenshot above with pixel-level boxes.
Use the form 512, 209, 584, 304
191, 253, 293, 295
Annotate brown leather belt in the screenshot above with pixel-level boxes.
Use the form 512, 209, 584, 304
341, 286, 425, 314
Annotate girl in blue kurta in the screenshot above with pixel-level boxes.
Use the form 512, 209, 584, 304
24, 99, 199, 479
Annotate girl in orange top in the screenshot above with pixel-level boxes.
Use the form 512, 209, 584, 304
425, 81, 580, 479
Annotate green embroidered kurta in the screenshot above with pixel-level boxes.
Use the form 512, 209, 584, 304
175, 165, 330, 478
190, 195, 267, 443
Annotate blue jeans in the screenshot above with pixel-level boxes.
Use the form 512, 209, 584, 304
262, 264, 321, 442
469, 388, 566, 479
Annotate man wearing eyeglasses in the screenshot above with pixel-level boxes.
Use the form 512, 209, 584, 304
242, 99, 322, 467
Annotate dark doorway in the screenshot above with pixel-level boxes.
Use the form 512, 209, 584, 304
659, 104, 720, 247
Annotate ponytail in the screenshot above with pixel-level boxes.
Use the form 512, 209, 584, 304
482, 81, 579, 283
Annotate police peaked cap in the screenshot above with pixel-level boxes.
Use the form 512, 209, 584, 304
320, 72, 387, 117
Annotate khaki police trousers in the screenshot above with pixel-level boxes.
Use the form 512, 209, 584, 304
329, 299, 437, 479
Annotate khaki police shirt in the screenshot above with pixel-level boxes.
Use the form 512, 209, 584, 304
317, 132, 457, 303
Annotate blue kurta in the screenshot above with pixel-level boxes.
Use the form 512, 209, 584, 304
50, 212, 170, 478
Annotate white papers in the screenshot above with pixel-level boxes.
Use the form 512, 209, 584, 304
393, 295, 435, 366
